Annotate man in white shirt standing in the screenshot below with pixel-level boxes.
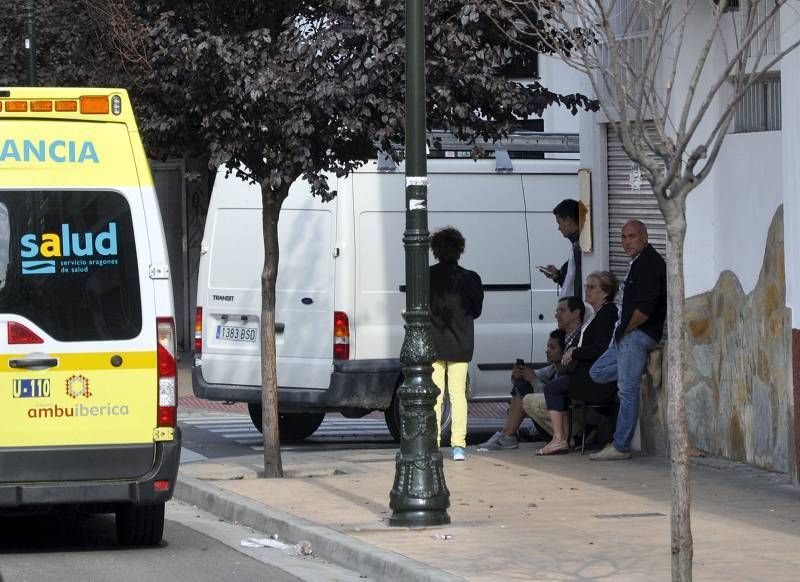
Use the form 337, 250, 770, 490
541, 199, 582, 300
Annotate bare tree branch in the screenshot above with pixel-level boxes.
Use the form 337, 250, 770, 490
78, 0, 154, 87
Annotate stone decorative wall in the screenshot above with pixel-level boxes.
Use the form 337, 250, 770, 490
639, 206, 796, 478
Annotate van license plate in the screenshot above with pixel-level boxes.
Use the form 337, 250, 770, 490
216, 325, 258, 342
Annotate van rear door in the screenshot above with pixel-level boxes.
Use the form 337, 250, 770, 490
428, 170, 533, 399
0, 119, 158, 482
351, 166, 533, 400
200, 174, 336, 392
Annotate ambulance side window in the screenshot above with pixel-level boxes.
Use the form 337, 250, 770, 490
0, 190, 142, 341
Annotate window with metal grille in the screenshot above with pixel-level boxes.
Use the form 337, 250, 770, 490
731, 0, 781, 57
595, 0, 652, 105
732, 75, 781, 133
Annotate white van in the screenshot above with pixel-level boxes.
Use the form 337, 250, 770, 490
193, 135, 579, 440
0, 88, 179, 546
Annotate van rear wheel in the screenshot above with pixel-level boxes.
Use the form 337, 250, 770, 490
116, 502, 165, 546
247, 404, 325, 441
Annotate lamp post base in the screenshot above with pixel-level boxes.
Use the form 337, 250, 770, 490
388, 509, 451, 528
389, 386, 450, 527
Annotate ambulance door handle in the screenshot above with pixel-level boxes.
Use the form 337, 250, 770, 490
9, 357, 58, 369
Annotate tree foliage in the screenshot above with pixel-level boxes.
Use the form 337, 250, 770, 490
0, 2, 126, 86
1, 0, 597, 476
2, 1, 596, 193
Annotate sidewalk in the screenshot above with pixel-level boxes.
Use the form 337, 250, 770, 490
176, 439, 800, 581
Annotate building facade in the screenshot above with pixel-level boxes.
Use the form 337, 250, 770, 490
570, 1, 800, 479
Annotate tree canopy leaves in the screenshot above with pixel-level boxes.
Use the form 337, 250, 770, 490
1, 0, 595, 198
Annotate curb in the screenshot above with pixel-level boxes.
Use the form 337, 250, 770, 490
175, 474, 465, 582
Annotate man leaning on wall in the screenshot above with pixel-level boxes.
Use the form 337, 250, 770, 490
587, 220, 667, 461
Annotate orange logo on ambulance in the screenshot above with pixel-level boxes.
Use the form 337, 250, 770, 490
65, 374, 91, 399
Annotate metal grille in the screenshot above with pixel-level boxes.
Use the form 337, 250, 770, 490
597, 34, 649, 105
733, 0, 781, 57
606, 123, 667, 283
595, 0, 651, 109
732, 75, 781, 133
608, 0, 650, 37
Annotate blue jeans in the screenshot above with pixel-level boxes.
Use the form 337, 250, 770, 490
589, 330, 656, 452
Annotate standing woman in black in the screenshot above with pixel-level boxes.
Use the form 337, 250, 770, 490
538, 271, 619, 455
428, 227, 484, 461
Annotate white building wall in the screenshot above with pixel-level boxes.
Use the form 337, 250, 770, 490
579, 107, 608, 281
669, 3, 792, 298
713, 132, 783, 294
683, 181, 718, 296
538, 55, 582, 134
668, 4, 722, 297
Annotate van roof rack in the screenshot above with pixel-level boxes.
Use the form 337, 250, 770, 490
428, 130, 579, 155
378, 131, 579, 172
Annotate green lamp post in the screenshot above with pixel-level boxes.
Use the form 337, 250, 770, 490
388, 0, 450, 527
24, 0, 36, 85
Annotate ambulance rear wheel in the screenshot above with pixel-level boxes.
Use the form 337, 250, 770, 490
116, 502, 165, 546
247, 404, 325, 441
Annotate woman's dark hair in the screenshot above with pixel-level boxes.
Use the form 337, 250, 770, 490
431, 227, 465, 263
552, 199, 579, 224
549, 328, 566, 352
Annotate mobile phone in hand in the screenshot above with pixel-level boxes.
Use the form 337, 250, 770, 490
536, 265, 552, 277
515, 358, 525, 369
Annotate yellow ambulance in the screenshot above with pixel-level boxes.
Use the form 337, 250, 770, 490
0, 88, 180, 546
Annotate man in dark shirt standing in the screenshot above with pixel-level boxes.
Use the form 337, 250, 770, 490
429, 227, 484, 461
588, 220, 666, 460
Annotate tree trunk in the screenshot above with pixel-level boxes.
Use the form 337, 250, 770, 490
260, 184, 285, 478
664, 206, 693, 581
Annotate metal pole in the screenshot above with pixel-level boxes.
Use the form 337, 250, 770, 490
389, 0, 450, 527
24, 0, 36, 85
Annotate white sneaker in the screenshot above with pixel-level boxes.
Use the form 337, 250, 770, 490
589, 443, 631, 461
452, 447, 467, 461
477, 431, 502, 449
480, 433, 519, 450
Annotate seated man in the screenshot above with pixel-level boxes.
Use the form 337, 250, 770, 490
522, 389, 584, 445
479, 296, 584, 450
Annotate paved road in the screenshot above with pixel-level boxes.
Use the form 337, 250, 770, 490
178, 409, 515, 462
0, 501, 365, 582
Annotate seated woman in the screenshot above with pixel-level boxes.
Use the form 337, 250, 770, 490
537, 271, 619, 456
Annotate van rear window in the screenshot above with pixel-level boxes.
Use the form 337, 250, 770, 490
0, 190, 141, 341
